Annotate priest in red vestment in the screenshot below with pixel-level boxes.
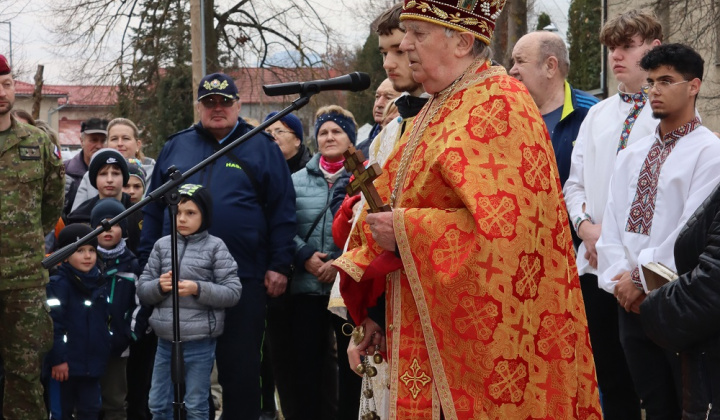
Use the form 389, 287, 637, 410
332, 1, 602, 419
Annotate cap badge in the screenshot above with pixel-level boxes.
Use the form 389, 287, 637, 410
204, 79, 228, 91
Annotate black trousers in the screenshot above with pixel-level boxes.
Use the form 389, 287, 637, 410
216, 279, 267, 420
59, 376, 102, 420
580, 274, 642, 420
618, 306, 682, 420
331, 314, 362, 420
125, 331, 157, 420
267, 294, 338, 420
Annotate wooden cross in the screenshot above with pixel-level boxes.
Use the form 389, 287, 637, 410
343, 145, 391, 213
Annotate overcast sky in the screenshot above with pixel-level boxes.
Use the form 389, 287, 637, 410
1, 0, 571, 85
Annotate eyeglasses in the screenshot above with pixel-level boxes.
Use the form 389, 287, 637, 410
641, 80, 689, 96
199, 96, 236, 108
266, 129, 294, 138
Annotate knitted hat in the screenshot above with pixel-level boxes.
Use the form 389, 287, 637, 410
89, 148, 129, 189
126, 159, 148, 191
264, 111, 304, 142
400, 0, 507, 45
58, 223, 98, 250
178, 184, 213, 233
314, 112, 357, 145
90, 198, 128, 236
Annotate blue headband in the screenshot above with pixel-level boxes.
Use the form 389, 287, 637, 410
314, 113, 356, 145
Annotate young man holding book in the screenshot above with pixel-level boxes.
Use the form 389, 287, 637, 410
562, 10, 662, 418
597, 43, 720, 420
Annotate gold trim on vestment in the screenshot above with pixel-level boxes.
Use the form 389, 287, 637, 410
327, 296, 346, 310
394, 210, 458, 419
333, 256, 364, 282
432, 386, 440, 420
389, 270, 402, 420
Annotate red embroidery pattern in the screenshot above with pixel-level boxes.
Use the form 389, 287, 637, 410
625, 118, 702, 235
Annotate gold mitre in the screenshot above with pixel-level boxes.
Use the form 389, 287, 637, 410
400, 0, 507, 45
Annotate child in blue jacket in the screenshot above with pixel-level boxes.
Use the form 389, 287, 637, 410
91, 198, 149, 419
46, 224, 111, 420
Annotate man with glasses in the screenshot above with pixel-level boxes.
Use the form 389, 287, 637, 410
139, 72, 296, 420
597, 43, 720, 419
563, 10, 663, 419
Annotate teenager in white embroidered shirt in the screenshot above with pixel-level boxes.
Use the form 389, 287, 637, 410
562, 10, 662, 419
598, 43, 720, 420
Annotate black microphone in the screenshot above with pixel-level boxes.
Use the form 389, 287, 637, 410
263, 72, 371, 97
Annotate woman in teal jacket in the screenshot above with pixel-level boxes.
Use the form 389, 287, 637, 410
277, 105, 357, 420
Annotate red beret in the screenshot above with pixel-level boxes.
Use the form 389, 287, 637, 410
0, 55, 9, 75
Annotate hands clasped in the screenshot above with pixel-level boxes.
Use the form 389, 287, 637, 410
159, 271, 199, 297
613, 270, 646, 313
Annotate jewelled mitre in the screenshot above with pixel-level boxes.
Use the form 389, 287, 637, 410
400, 0, 507, 45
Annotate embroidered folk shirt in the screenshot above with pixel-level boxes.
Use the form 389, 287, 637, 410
564, 93, 659, 276
597, 121, 720, 293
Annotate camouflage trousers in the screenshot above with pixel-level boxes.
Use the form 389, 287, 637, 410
0, 286, 52, 420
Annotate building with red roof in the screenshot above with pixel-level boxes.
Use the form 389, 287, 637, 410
14, 67, 349, 150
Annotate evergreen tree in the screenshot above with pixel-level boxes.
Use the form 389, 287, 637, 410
536, 12, 552, 30
116, 0, 194, 158
346, 32, 386, 127
567, 0, 602, 91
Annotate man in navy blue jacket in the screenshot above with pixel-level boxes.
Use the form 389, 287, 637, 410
138, 73, 296, 420
509, 31, 599, 189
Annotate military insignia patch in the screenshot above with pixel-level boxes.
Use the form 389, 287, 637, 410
19, 146, 41, 160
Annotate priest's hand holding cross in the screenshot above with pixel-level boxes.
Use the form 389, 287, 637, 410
343, 146, 396, 251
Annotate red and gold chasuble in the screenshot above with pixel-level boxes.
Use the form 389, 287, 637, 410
334, 60, 601, 419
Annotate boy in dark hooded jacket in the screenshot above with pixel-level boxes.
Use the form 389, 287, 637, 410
46, 224, 111, 420
138, 184, 242, 420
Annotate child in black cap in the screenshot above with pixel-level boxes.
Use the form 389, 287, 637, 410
137, 184, 242, 420
67, 148, 144, 254
45, 223, 111, 420
67, 148, 129, 224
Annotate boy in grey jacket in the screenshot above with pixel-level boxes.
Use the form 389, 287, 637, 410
137, 184, 241, 420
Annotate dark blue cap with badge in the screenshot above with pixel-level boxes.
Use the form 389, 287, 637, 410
198, 73, 239, 101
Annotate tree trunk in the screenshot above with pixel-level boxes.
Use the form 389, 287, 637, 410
31, 65, 44, 120
191, 0, 204, 121
205, 0, 219, 73
653, 0, 670, 40
492, 6, 509, 67
507, 0, 527, 60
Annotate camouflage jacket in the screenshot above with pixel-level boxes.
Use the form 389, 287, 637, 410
0, 116, 65, 290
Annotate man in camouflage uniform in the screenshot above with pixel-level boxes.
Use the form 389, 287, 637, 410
0, 54, 65, 419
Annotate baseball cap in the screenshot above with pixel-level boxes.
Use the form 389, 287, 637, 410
198, 73, 239, 101
81, 118, 109, 135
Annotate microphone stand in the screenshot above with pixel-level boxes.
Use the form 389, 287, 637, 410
42, 93, 313, 420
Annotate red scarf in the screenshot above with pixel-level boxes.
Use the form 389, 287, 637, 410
319, 156, 345, 173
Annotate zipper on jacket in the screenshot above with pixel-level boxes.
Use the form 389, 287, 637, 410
706, 403, 712, 419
